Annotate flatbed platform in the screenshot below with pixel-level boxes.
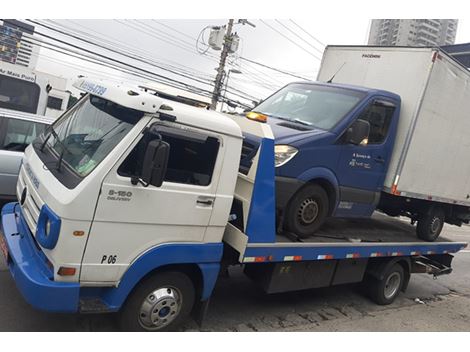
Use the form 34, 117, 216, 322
240, 213, 468, 264
276, 212, 453, 244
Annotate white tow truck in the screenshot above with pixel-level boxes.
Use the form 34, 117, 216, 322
0, 78, 467, 331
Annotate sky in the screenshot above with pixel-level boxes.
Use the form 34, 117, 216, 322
6, 1, 470, 109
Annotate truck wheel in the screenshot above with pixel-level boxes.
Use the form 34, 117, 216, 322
366, 263, 404, 305
416, 206, 445, 242
284, 184, 329, 238
119, 271, 195, 332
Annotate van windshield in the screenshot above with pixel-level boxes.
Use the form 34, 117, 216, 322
255, 83, 366, 130
43, 95, 144, 177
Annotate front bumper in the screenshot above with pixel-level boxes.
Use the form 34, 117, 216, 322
0, 202, 80, 313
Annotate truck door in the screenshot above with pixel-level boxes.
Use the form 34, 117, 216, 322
335, 99, 397, 216
80, 122, 224, 283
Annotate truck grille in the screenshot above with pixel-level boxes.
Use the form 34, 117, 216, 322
16, 167, 43, 233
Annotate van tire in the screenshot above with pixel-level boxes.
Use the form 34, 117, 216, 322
284, 184, 329, 238
416, 206, 445, 242
119, 271, 195, 332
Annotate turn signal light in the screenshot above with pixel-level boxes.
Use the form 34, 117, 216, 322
58, 267, 76, 276
73, 231, 85, 237
245, 111, 267, 123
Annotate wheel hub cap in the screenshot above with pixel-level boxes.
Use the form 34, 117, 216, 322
298, 198, 319, 225
384, 272, 401, 300
430, 217, 441, 234
138, 287, 181, 330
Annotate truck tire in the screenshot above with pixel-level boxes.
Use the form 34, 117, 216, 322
365, 263, 404, 305
119, 271, 195, 332
284, 184, 329, 238
416, 206, 445, 242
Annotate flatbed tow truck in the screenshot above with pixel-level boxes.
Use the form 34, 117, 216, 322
0, 78, 467, 331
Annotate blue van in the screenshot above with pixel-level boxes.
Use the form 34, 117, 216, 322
242, 81, 402, 238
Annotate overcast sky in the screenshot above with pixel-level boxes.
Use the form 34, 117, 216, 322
30, 18, 470, 108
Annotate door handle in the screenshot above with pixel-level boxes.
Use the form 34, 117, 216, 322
374, 156, 385, 164
196, 197, 214, 206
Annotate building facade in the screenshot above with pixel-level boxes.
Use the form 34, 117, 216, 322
0, 19, 40, 69
368, 19, 458, 47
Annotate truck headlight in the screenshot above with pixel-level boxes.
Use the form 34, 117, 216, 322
275, 145, 298, 167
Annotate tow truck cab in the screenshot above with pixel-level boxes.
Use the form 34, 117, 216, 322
1, 78, 245, 313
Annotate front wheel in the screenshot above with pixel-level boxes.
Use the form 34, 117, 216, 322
284, 184, 329, 238
119, 271, 195, 331
416, 206, 445, 242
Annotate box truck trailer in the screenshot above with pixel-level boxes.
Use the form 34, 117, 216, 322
248, 46, 470, 241
0, 78, 467, 331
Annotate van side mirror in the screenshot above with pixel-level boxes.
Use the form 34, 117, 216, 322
346, 119, 370, 145
139, 139, 170, 187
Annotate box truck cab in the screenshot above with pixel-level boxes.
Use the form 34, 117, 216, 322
248, 46, 470, 242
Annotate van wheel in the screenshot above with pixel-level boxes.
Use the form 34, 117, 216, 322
284, 184, 329, 238
416, 206, 445, 242
119, 271, 195, 331
365, 263, 404, 305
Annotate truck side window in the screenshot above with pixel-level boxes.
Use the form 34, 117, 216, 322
0, 118, 46, 152
119, 126, 220, 186
356, 101, 395, 144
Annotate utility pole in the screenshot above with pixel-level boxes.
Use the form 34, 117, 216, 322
210, 19, 234, 110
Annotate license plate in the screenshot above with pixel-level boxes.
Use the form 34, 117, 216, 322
0, 235, 9, 263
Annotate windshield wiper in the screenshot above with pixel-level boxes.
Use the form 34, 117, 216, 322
270, 115, 313, 127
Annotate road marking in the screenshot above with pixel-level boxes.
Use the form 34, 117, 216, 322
459, 250, 470, 253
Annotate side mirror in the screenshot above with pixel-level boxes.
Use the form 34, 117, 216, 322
140, 139, 170, 187
346, 119, 370, 145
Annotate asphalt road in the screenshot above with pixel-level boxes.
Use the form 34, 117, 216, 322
1, 221, 469, 332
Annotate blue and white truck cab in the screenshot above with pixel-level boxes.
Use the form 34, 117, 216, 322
0, 77, 467, 331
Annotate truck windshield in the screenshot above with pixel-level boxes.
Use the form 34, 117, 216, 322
43, 95, 144, 177
255, 83, 366, 130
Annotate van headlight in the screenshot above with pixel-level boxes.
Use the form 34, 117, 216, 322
275, 145, 298, 167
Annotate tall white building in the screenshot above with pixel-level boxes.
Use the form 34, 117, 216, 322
368, 19, 458, 47
0, 19, 40, 69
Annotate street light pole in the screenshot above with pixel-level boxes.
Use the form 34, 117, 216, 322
221, 68, 242, 112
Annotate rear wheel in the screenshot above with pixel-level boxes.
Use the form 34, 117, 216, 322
365, 263, 404, 305
119, 271, 195, 332
416, 206, 445, 242
284, 184, 329, 238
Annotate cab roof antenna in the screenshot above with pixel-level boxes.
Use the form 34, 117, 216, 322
327, 62, 346, 83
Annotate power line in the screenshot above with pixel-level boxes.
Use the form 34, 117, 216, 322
44, 20, 264, 103
238, 56, 311, 81
288, 19, 326, 48
274, 20, 324, 55
259, 19, 322, 61
25, 19, 258, 103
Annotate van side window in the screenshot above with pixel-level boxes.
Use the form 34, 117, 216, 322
356, 101, 395, 144
119, 126, 220, 186
0, 118, 46, 152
